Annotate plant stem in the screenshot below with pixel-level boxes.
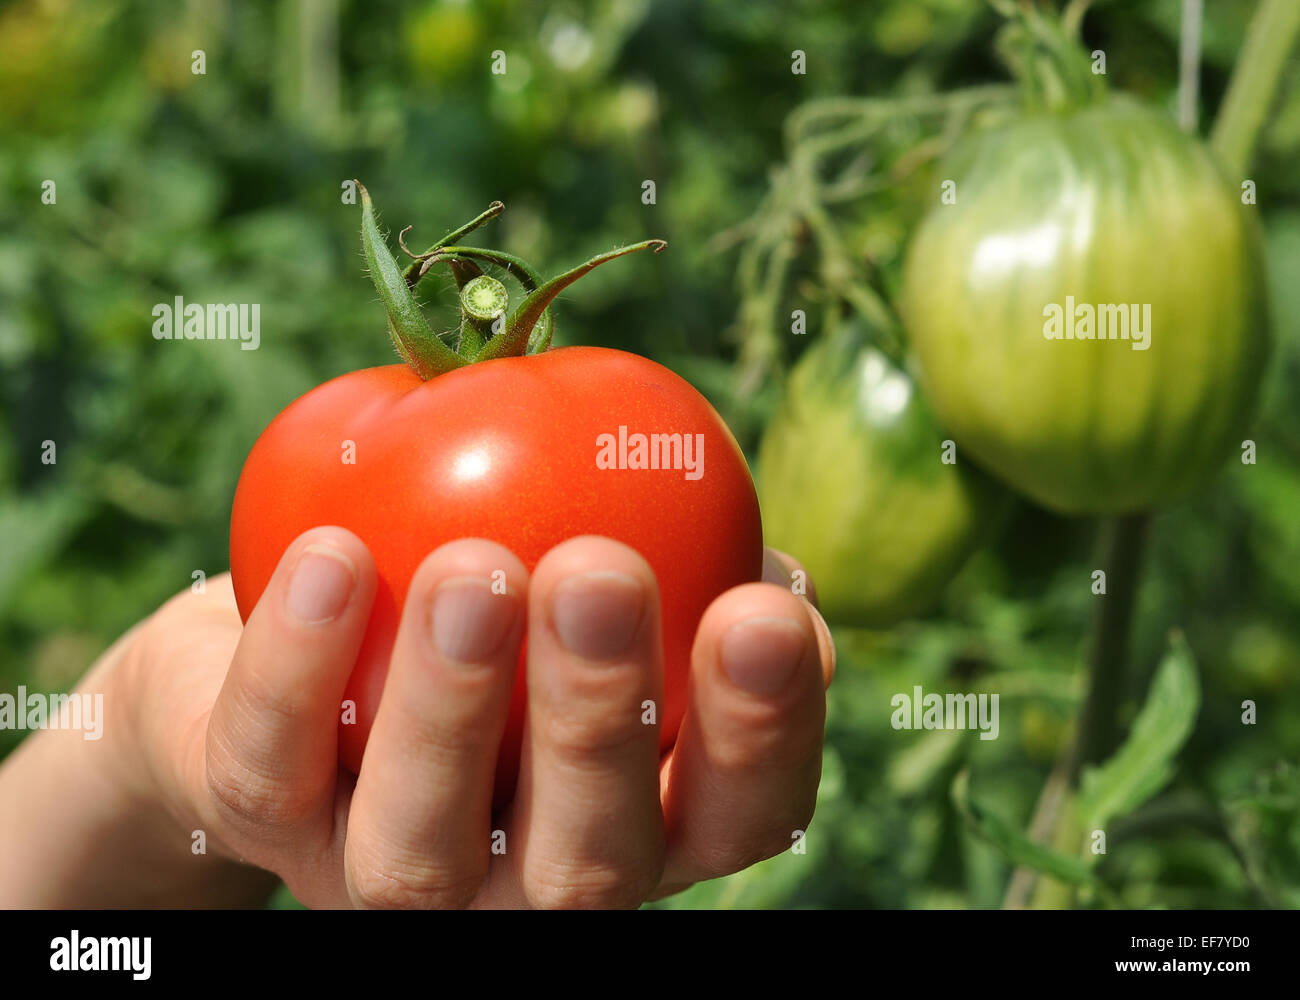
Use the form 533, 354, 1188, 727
1209, 0, 1300, 175
783, 86, 1013, 146
1001, 753, 1074, 908
1004, 0, 1294, 914
1072, 513, 1151, 775
1178, 0, 1203, 132
1002, 513, 1149, 909
1061, 0, 1094, 39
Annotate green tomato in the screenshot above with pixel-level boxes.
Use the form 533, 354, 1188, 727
758, 326, 1008, 626
900, 97, 1270, 514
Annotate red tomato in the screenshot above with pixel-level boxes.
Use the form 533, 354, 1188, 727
229, 346, 763, 802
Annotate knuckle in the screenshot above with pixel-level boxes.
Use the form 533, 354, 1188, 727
204, 734, 316, 832
681, 814, 810, 879
540, 713, 649, 768
685, 838, 763, 878
391, 710, 495, 769
711, 706, 825, 777
707, 834, 784, 874
236, 669, 314, 728
672, 767, 821, 880
710, 725, 790, 776
524, 858, 662, 911
347, 859, 484, 910
538, 683, 652, 763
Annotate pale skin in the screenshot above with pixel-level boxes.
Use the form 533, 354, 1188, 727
0, 529, 834, 908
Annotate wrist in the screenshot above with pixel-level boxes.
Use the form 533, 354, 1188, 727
99, 628, 281, 906
0, 629, 276, 907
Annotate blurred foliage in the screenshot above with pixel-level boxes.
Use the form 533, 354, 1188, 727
1, 0, 1297, 908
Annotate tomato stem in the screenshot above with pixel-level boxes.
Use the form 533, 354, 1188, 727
427, 245, 554, 351
1074, 513, 1151, 772
457, 275, 508, 357
731, 85, 1015, 397
993, 1, 1105, 113
1209, 0, 1300, 175
357, 186, 667, 378
1002, 512, 1151, 909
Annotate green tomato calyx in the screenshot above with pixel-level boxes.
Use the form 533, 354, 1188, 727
354, 180, 667, 379
993, 1, 1106, 114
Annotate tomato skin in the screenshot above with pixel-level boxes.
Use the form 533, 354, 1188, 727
757, 328, 1007, 626
900, 97, 1270, 514
230, 347, 762, 801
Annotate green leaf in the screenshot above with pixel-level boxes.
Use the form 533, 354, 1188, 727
889, 728, 965, 796
951, 770, 1096, 887
1076, 632, 1201, 833
0, 487, 94, 615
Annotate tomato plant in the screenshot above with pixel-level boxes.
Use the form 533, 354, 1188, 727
230, 186, 763, 802
900, 96, 1270, 514
758, 324, 1007, 625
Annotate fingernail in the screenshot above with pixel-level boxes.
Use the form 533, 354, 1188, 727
287, 545, 356, 624
720, 617, 806, 695
551, 572, 645, 660
432, 577, 518, 663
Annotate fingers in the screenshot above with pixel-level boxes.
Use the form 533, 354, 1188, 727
204, 528, 376, 851
763, 547, 835, 689
763, 546, 819, 607
658, 582, 827, 888
502, 537, 666, 909
200, 530, 832, 911
345, 540, 526, 909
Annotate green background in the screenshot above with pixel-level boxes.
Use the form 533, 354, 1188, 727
1, 0, 1297, 908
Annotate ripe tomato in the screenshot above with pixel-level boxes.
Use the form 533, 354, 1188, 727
230, 347, 763, 802
757, 326, 1007, 626
900, 97, 1269, 514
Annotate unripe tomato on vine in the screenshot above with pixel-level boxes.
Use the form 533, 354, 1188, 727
899, 54, 1269, 514
758, 323, 1009, 626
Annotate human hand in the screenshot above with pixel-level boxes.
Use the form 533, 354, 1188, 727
4, 528, 833, 908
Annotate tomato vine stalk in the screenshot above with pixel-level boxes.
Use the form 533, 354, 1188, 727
724, 85, 1016, 399
1209, 0, 1300, 175
1005, 0, 1300, 910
